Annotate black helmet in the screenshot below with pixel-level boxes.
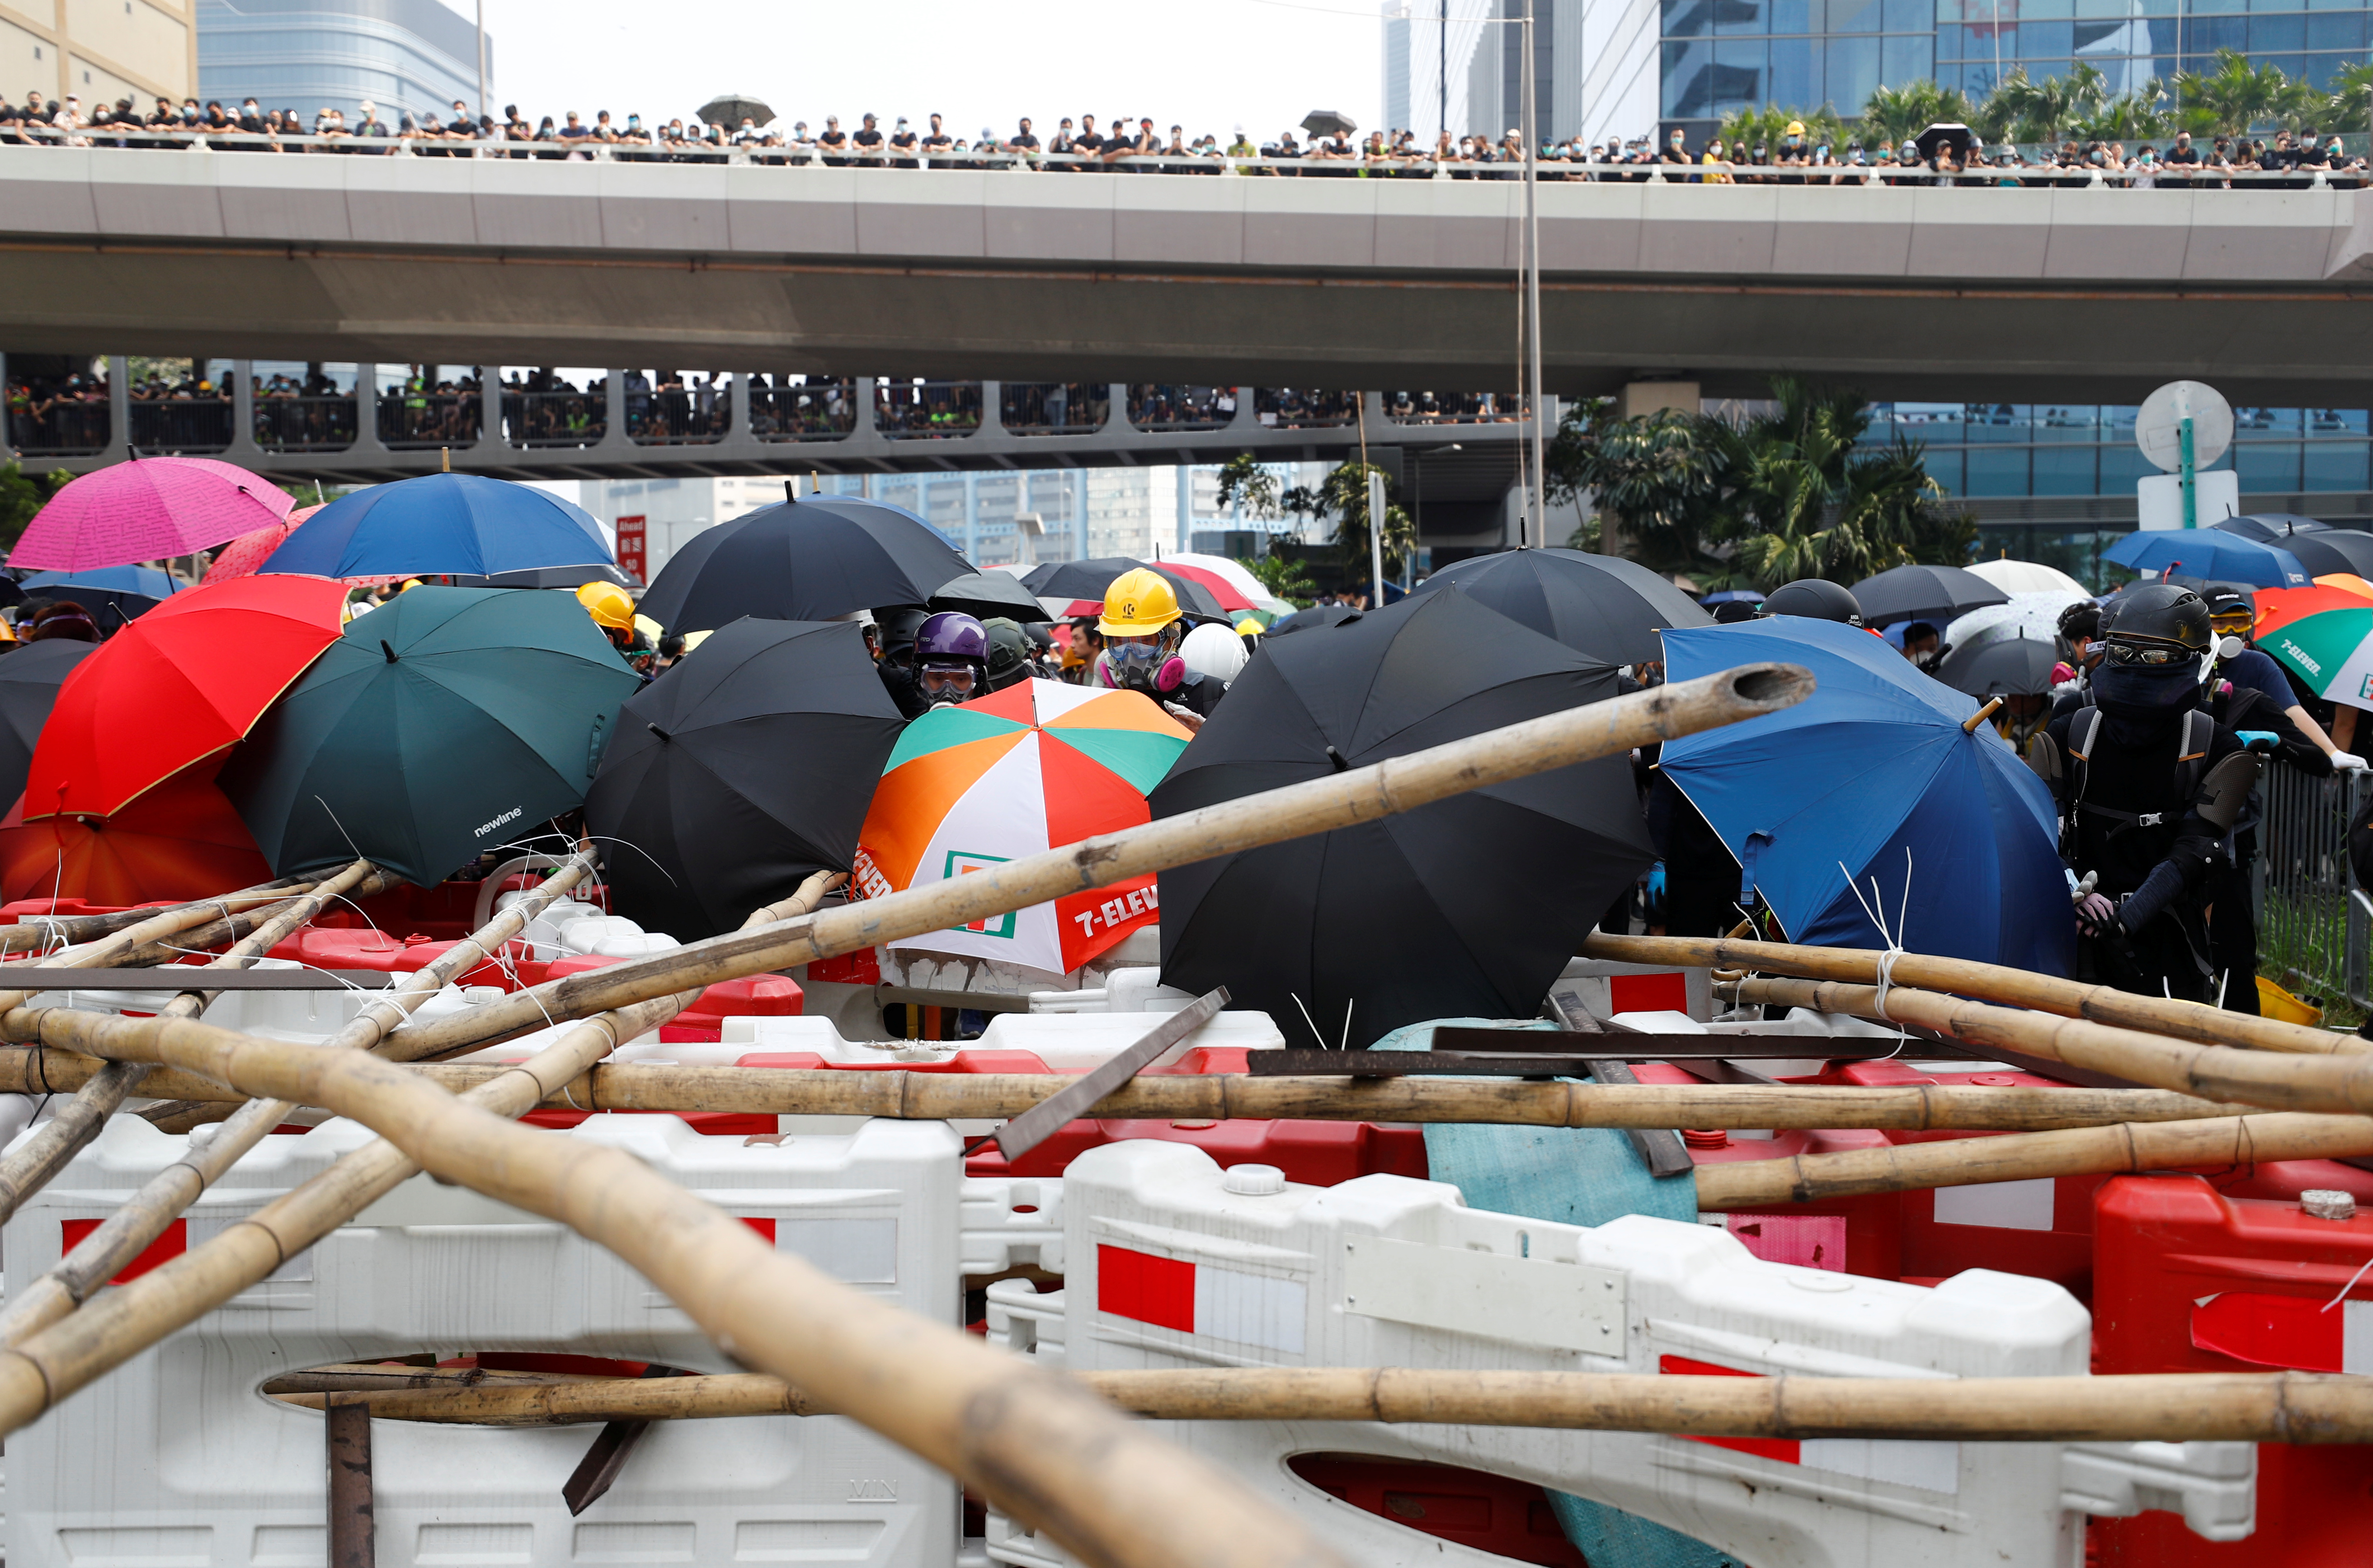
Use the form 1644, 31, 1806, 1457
1761, 578, 1865, 628
2102, 584, 2210, 660
982, 616, 1031, 689
2056, 599, 2102, 642
875, 605, 931, 667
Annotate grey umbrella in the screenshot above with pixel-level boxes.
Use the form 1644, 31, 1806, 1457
696, 94, 774, 129
1300, 110, 1357, 139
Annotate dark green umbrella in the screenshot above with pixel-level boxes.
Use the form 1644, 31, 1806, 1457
221, 586, 640, 886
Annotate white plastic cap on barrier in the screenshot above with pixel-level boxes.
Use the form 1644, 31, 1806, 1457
1221, 1164, 1287, 1196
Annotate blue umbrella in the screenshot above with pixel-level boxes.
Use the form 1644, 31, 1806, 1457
2104, 528, 2310, 589
18, 565, 184, 632
1699, 589, 1764, 606
1659, 617, 2072, 975
258, 474, 614, 580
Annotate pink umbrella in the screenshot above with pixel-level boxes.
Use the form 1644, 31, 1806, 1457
11, 457, 294, 573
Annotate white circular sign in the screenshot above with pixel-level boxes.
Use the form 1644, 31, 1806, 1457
2135, 380, 2234, 473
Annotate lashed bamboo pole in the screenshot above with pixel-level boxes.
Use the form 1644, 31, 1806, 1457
0, 871, 1344, 1568
372, 664, 1814, 1064
1717, 972, 2373, 1116
108, 871, 400, 968
1586, 930, 2370, 1058
266, 1366, 2373, 1444
0, 875, 315, 954
135, 845, 599, 1132
1693, 1105, 2373, 1208
0, 1051, 2249, 1132
0, 852, 612, 1346
0, 859, 378, 1228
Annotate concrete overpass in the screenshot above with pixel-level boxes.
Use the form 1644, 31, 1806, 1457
5, 146, 2373, 405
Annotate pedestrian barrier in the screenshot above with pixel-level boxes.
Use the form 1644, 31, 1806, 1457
6, 1110, 968, 1568
980, 1140, 2256, 1568
2087, 1173, 2373, 1567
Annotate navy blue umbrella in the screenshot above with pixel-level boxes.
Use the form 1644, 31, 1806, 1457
1659, 617, 2072, 975
19, 565, 184, 632
259, 475, 614, 581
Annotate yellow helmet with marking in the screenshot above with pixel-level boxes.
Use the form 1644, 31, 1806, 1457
1098, 568, 1180, 637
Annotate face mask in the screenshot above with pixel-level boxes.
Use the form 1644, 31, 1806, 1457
2092, 661, 2201, 711
1103, 641, 1184, 693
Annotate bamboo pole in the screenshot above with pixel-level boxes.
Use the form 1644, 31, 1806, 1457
0, 852, 607, 1346
367, 665, 1812, 1063
0, 875, 316, 955
0, 859, 379, 1228
0, 1052, 2247, 1133
134, 845, 599, 1132
1717, 973, 2373, 1116
108, 871, 400, 968
1692, 1105, 2373, 1208
0, 872, 1346, 1568
266, 1366, 2373, 1445
1584, 930, 2370, 1058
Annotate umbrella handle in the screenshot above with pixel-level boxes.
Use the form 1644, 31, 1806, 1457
1962, 697, 2005, 734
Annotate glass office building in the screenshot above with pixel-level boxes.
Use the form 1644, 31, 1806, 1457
197, 0, 490, 126
1856, 402, 2373, 584
1661, 0, 2371, 144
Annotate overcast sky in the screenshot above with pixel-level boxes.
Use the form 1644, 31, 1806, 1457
468, 0, 1384, 145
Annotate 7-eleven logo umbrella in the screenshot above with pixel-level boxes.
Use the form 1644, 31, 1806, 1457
852, 679, 1191, 975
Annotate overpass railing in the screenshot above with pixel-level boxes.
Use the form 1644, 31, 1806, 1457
7, 120, 2368, 188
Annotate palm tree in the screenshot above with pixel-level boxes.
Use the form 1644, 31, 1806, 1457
2324, 61, 2373, 133
1861, 81, 1977, 150
2072, 82, 2172, 143
1214, 453, 1281, 522
1990, 63, 2109, 145
1547, 405, 1728, 582
1714, 379, 1975, 589
2175, 50, 2308, 136
1718, 103, 1856, 157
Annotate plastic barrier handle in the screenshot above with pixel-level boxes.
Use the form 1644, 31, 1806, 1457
987, 987, 1228, 1162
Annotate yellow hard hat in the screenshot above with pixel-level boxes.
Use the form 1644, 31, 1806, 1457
1786, 120, 1805, 137
398, 578, 423, 593
577, 580, 636, 633
1234, 616, 1263, 638
0, 619, 18, 645
1098, 567, 1180, 637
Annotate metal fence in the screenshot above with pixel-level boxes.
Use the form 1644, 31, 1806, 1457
2254, 762, 2371, 1012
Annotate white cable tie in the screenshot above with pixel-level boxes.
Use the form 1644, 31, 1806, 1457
2323, 1253, 2373, 1313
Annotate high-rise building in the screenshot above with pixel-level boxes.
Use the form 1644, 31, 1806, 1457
1654, 0, 2366, 149
196, 0, 490, 127
3, 0, 198, 112
1380, 0, 1657, 150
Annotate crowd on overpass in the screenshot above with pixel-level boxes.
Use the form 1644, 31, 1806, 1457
4, 87, 2365, 188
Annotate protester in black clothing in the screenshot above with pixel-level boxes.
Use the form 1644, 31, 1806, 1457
873, 605, 932, 719
888, 117, 918, 167
1009, 118, 1039, 153
852, 113, 884, 162
818, 116, 848, 164
920, 114, 952, 158
2030, 586, 2257, 1003
1071, 115, 1102, 165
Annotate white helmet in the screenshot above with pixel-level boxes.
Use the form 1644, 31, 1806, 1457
1180, 622, 1249, 687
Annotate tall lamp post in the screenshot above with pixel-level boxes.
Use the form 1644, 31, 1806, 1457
1520, 0, 1545, 547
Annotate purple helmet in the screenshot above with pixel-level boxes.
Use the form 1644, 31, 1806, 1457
915, 611, 989, 664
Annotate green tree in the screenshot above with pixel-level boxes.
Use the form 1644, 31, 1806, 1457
1547, 405, 1728, 582
1861, 80, 1978, 150
1214, 453, 1281, 522
0, 463, 72, 555
2173, 50, 2317, 135
1717, 103, 1857, 157
2323, 61, 2373, 132
1718, 378, 1976, 588
2071, 81, 2173, 144
1241, 553, 1314, 607
1991, 62, 2111, 145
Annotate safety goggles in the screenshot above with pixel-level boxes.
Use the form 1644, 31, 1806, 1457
918, 662, 977, 697
1107, 641, 1166, 670
2100, 640, 2201, 667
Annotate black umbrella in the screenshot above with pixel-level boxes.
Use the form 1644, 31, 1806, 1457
2215, 513, 2327, 543
1263, 604, 1361, 638
452, 562, 639, 591
638, 495, 971, 635
1018, 557, 1226, 620
1849, 564, 2009, 627
0, 639, 94, 806
2271, 529, 2373, 580
1408, 547, 1710, 664
1149, 587, 1654, 1050
1914, 122, 1977, 159
1936, 629, 2060, 697
931, 570, 1046, 623
584, 618, 904, 941
695, 93, 774, 128
1301, 109, 1357, 139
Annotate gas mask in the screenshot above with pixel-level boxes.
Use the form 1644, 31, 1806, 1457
1102, 639, 1185, 694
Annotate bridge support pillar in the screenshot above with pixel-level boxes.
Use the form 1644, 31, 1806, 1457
1617, 380, 1699, 419
0, 352, 13, 467
475, 366, 504, 461
104, 356, 131, 465
349, 365, 392, 460
224, 360, 267, 467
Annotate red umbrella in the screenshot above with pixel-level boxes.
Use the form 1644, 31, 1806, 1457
24, 574, 348, 822
1153, 560, 1256, 613
0, 757, 272, 908
10, 456, 294, 572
